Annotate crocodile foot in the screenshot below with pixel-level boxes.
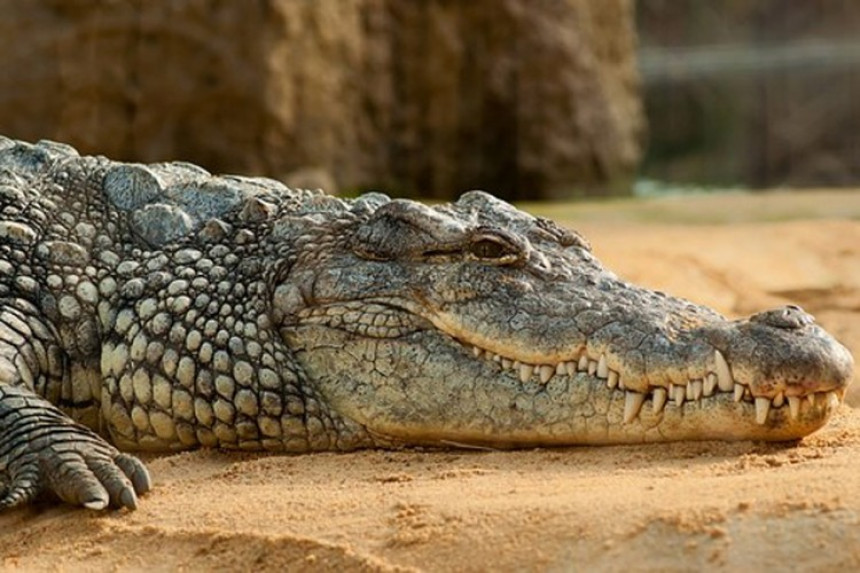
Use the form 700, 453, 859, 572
0, 389, 151, 511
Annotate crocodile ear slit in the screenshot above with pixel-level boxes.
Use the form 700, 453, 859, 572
352, 200, 468, 261
350, 212, 411, 260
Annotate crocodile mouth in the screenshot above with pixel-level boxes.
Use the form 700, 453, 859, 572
290, 300, 847, 439
461, 340, 844, 427
282, 299, 847, 447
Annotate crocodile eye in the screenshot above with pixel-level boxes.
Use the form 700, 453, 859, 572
464, 227, 527, 265
469, 238, 508, 260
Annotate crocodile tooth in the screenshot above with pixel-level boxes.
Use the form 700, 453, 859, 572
539, 365, 554, 384
806, 394, 816, 406
587, 360, 598, 376
492, 353, 502, 363
555, 363, 566, 376
703, 373, 717, 397
685, 383, 694, 400
691, 380, 703, 400
827, 391, 840, 409
565, 361, 577, 376
652, 387, 667, 413
519, 363, 534, 383
578, 355, 589, 372
623, 391, 645, 423
788, 396, 801, 420
772, 391, 785, 408
714, 350, 733, 391
607, 370, 619, 390
733, 383, 745, 402
501, 358, 513, 369
596, 354, 609, 378
673, 385, 685, 407
755, 397, 771, 425
472, 347, 483, 358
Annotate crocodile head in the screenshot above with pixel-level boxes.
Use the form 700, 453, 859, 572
275, 191, 853, 446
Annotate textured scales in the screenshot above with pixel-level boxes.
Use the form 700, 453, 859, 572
0, 137, 853, 511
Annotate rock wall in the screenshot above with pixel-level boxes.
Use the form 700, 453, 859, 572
375, 0, 644, 200
0, 0, 643, 200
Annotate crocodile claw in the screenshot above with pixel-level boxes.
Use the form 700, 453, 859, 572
0, 439, 150, 511
0, 388, 151, 511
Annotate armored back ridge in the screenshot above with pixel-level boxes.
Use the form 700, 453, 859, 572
0, 138, 852, 511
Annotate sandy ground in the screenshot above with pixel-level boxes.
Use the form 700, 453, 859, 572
2, 191, 860, 572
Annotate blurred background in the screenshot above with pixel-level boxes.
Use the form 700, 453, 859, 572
2, 0, 859, 200
0, 0, 639, 200
639, 0, 860, 192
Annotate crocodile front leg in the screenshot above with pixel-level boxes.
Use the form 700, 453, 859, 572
0, 302, 150, 510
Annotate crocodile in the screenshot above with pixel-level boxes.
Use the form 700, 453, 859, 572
0, 137, 853, 511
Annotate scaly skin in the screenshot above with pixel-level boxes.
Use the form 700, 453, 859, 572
0, 138, 853, 511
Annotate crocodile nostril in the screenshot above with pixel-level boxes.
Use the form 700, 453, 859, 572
751, 305, 815, 330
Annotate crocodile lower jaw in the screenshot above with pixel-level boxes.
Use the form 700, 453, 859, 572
466, 343, 843, 426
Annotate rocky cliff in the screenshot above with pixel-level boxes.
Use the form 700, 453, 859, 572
0, 0, 642, 199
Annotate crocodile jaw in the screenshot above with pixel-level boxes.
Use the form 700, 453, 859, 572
285, 320, 849, 446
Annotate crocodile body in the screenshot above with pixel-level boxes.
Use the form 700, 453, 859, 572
0, 137, 853, 510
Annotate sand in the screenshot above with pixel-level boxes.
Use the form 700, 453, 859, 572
1, 191, 859, 572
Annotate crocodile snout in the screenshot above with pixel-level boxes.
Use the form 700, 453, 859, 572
722, 305, 854, 399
